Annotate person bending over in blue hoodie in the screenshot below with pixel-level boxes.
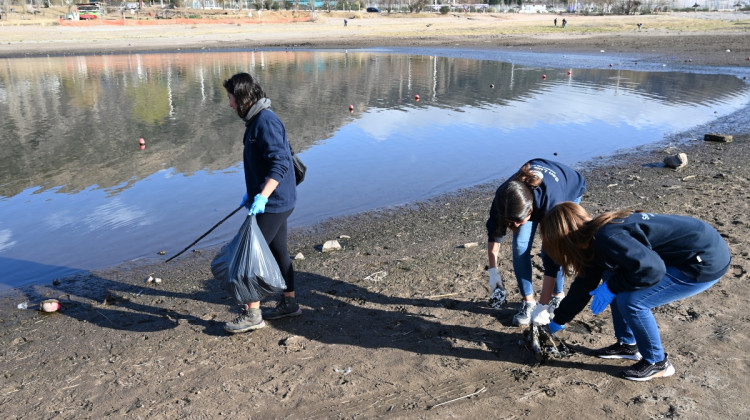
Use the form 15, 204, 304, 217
534, 202, 730, 381
485, 159, 586, 326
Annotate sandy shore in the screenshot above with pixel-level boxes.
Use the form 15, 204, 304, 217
1, 11, 750, 66
1, 11, 750, 419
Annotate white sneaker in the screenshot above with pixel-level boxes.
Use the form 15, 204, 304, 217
513, 301, 537, 326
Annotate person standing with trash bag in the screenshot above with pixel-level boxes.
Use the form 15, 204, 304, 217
535, 203, 730, 381
485, 158, 586, 326
222, 72, 300, 334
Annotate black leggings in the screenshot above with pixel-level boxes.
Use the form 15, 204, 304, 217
255, 209, 295, 292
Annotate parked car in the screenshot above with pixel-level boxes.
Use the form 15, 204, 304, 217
366, 6, 380, 12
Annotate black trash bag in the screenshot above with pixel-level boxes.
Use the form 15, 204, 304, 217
211, 215, 286, 303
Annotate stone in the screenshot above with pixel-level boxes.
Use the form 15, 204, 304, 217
664, 153, 688, 170
321, 240, 342, 252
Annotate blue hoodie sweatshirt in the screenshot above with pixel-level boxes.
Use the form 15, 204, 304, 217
486, 158, 587, 242
242, 109, 296, 213
553, 212, 731, 325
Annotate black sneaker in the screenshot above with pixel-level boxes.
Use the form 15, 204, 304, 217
225, 307, 265, 334
622, 355, 675, 382
595, 341, 643, 360
264, 296, 302, 320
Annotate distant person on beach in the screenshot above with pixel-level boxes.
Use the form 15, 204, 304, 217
562, 18, 567, 28
222, 72, 300, 334
485, 159, 587, 326
554, 18, 557, 27
536, 203, 731, 381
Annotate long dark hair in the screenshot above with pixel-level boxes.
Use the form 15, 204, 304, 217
490, 163, 543, 237
540, 202, 636, 277
223, 73, 266, 118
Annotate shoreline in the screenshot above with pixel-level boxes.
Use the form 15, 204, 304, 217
0, 12, 749, 67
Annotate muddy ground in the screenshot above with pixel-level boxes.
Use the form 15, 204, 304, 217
1, 12, 750, 419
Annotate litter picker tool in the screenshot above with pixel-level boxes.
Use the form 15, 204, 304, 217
165, 205, 244, 263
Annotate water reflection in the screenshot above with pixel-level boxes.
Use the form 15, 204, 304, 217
1, 50, 749, 289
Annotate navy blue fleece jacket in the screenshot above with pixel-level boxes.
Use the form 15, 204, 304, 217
553, 212, 731, 325
242, 109, 296, 213
486, 158, 587, 242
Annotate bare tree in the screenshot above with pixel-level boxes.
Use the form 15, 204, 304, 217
408, 0, 428, 12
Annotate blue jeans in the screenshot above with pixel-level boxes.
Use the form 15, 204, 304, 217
610, 266, 720, 364
511, 196, 581, 298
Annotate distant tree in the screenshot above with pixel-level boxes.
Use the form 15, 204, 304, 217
439, 5, 449, 13
408, 0, 428, 12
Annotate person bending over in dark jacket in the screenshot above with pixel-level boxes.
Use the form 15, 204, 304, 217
485, 159, 586, 326
534, 202, 730, 381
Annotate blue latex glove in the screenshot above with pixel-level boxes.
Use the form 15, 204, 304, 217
548, 320, 565, 334
248, 194, 268, 216
240, 193, 249, 208
590, 281, 616, 315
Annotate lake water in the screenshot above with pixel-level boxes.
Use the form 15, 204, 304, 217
2, 48, 749, 291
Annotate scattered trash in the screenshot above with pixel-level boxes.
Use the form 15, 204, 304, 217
364, 270, 387, 282
489, 286, 506, 308
17, 301, 28, 310
293, 252, 305, 260
40, 299, 60, 313
157, 250, 166, 255
334, 367, 352, 375
523, 324, 572, 364
144, 275, 154, 283
414, 94, 420, 101
154, 277, 163, 284
460, 242, 478, 249
139, 138, 145, 145
664, 153, 688, 170
704, 133, 733, 143
339, 235, 351, 240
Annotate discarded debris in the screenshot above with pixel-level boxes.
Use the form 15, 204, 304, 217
364, 270, 387, 282
704, 133, 733, 143
489, 286, 507, 308
522, 324, 572, 364
40, 299, 61, 313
